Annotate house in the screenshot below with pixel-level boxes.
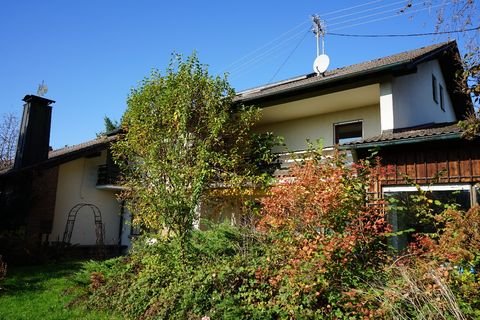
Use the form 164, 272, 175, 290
1, 41, 477, 257
0, 95, 131, 260
235, 40, 478, 247
238, 41, 470, 151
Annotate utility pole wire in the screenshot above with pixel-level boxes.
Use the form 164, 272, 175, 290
228, 28, 308, 76
329, 2, 448, 32
226, 0, 455, 81
223, 0, 396, 73
328, 25, 480, 37
268, 30, 310, 84
320, 0, 384, 17
222, 20, 309, 71
328, 1, 429, 28
327, 0, 409, 22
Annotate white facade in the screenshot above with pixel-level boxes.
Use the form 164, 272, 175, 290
391, 60, 456, 128
253, 58, 458, 153
49, 150, 129, 246
256, 104, 381, 151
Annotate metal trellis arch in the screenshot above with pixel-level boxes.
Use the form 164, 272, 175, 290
62, 203, 104, 245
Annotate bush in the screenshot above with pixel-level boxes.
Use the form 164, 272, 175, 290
83, 152, 480, 319
85, 224, 267, 319
85, 154, 395, 319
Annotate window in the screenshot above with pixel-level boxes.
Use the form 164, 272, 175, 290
439, 84, 445, 111
334, 121, 362, 144
384, 185, 474, 250
432, 74, 438, 103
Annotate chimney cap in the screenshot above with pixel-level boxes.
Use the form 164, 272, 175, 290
23, 94, 55, 105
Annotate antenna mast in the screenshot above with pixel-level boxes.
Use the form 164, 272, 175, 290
311, 15, 330, 75
311, 14, 326, 56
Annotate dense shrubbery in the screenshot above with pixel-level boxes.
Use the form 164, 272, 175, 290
83, 154, 480, 319
84, 224, 267, 319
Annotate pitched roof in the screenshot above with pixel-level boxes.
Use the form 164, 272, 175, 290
48, 134, 116, 161
344, 122, 465, 149
0, 134, 117, 176
235, 41, 468, 109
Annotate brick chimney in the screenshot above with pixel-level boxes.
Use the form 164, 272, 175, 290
14, 95, 55, 169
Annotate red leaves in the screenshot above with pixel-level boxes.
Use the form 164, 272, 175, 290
258, 159, 350, 233
251, 155, 392, 316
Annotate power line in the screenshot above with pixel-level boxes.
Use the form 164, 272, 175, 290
327, 0, 409, 22
329, 2, 449, 32
228, 28, 308, 76
327, 25, 480, 37
268, 30, 310, 84
328, 1, 427, 28
320, 0, 385, 17
223, 0, 400, 74
326, 0, 447, 29
221, 20, 309, 71
226, 0, 459, 81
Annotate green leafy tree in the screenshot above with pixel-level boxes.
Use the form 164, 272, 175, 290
112, 53, 275, 250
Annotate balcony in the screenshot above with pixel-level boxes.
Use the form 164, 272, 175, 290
274, 148, 354, 178
96, 164, 123, 190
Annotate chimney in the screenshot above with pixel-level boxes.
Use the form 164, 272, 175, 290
14, 95, 55, 169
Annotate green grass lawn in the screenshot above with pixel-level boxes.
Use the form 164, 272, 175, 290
0, 261, 121, 320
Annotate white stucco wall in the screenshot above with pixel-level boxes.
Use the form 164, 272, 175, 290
380, 81, 394, 131
50, 150, 122, 245
392, 59, 457, 129
255, 104, 381, 151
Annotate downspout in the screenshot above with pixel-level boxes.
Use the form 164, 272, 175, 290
117, 200, 125, 248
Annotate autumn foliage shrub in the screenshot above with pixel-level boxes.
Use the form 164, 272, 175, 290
379, 206, 480, 319
85, 154, 394, 319
251, 154, 393, 318
84, 152, 480, 319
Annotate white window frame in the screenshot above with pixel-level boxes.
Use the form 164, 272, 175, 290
383, 184, 471, 193
383, 184, 474, 250
383, 184, 474, 207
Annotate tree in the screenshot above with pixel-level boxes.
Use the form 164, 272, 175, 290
0, 113, 19, 170
103, 116, 119, 133
112, 53, 275, 250
96, 116, 120, 137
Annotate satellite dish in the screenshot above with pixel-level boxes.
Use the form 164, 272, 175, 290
313, 54, 330, 75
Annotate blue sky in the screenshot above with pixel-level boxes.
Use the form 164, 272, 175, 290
0, 1, 474, 149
